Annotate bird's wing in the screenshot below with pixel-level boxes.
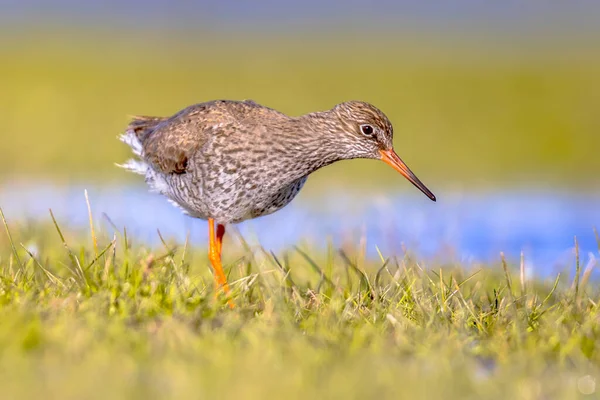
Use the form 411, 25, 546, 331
136, 102, 236, 174
133, 100, 286, 175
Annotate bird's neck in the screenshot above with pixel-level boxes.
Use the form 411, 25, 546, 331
283, 111, 346, 177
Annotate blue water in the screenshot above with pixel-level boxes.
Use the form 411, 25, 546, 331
0, 182, 599, 277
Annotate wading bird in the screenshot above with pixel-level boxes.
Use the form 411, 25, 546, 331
119, 100, 436, 306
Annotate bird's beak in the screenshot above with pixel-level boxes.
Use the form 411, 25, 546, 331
379, 149, 436, 202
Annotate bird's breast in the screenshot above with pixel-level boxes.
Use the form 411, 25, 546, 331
184, 145, 307, 223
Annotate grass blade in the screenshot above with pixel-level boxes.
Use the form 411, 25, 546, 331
84, 240, 116, 272
294, 246, 336, 290
49, 208, 88, 286
339, 249, 373, 295
84, 189, 99, 258
0, 207, 23, 270
520, 251, 526, 296
20, 243, 65, 287
572, 236, 581, 304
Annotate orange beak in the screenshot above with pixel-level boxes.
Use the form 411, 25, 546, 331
379, 149, 436, 202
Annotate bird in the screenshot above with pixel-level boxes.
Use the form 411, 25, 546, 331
118, 99, 436, 306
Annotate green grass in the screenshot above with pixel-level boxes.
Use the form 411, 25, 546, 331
1, 208, 600, 399
1, 33, 600, 190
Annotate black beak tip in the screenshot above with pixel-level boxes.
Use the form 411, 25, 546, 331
430, 193, 437, 202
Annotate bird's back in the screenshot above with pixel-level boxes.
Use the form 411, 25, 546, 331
126, 100, 284, 174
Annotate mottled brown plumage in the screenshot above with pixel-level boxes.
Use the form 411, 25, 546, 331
118, 99, 435, 305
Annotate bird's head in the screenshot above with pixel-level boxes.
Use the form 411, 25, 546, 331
332, 101, 436, 202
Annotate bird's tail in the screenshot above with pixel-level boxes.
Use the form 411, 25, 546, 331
126, 115, 166, 142
116, 115, 165, 175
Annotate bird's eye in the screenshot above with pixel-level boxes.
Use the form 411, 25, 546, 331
360, 124, 374, 136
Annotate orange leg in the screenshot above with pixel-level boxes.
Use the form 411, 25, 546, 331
208, 218, 234, 308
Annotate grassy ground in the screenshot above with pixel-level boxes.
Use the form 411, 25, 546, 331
1, 208, 599, 399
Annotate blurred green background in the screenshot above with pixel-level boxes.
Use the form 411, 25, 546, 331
1, 5, 599, 192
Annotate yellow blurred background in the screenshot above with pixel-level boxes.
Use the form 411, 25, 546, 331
1, 4, 599, 193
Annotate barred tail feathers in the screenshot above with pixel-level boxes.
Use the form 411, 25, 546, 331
115, 158, 147, 175
117, 115, 165, 175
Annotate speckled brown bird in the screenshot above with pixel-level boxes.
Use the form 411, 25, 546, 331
118, 99, 436, 306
